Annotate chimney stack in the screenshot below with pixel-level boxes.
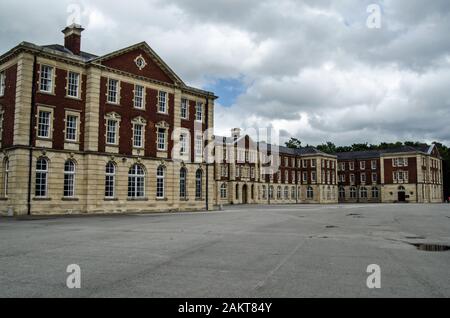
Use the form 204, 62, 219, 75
62, 24, 84, 55
231, 128, 242, 141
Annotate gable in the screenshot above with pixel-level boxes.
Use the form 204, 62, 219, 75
96, 45, 179, 85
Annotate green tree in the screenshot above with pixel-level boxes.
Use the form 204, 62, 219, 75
316, 142, 337, 154
285, 137, 302, 149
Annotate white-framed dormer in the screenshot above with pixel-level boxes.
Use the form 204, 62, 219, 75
104, 112, 121, 154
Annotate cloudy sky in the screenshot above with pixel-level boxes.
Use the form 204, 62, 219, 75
1, 0, 450, 146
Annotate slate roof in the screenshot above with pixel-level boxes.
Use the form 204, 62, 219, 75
42, 44, 98, 61
336, 145, 433, 160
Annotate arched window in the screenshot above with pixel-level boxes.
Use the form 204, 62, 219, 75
284, 186, 289, 199
156, 166, 165, 199
63, 160, 76, 198
128, 164, 145, 198
371, 186, 379, 198
327, 186, 332, 200
277, 186, 282, 200
360, 187, 368, 198
307, 186, 314, 199
35, 157, 48, 197
220, 183, 227, 199
350, 187, 357, 198
269, 186, 274, 200
3, 158, 9, 197
180, 168, 187, 199
195, 169, 203, 199
105, 162, 116, 199
291, 187, 296, 200
339, 187, 345, 199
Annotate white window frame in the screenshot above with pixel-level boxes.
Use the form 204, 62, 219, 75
156, 166, 165, 199
180, 134, 188, 155
63, 160, 76, 198
3, 158, 9, 197
65, 113, 79, 142
157, 128, 167, 151
361, 173, 366, 183
311, 171, 317, 183
37, 109, 52, 139
128, 164, 145, 198
0, 71, 5, 97
35, 157, 49, 198
371, 160, 377, 170
134, 85, 145, 109
195, 133, 203, 157
133, 123, 144, 148
195, 102, 203, 122
181, 98, 188, 119
39, 65, 54, 93
107, 78, 120, 104
180, 168, 187, 199
158, 91, 168, 114
106, 119, 118, 145
105, 162, 116, 199
67, 71, 80, 98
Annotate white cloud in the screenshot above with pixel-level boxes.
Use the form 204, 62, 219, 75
1, 0, 449, 146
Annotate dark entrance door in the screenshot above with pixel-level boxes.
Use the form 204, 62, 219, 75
398, 191, 406, 202
242, 185, 248, 204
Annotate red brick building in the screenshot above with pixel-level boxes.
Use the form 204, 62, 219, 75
337, 145, 444, 203
0, 24, 216, 215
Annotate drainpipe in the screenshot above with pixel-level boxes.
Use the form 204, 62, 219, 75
27, 55, 37, 216
205, 97, 209, 211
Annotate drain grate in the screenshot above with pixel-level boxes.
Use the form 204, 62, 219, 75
411, 243, 450, 252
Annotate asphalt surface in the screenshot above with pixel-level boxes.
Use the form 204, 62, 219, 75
0, 204, 449, 298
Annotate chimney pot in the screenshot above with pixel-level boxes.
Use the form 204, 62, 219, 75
62, 24, 84, 55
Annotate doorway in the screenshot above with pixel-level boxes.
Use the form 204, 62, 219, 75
398, 186, 406, 202
242, 185, 248, 204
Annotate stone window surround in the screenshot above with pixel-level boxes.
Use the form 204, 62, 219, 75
157, 90, 169, 115
106, 77, 121, 105
64, 109, 82, 143
155, 121, 170, 153
38, 64, 56, 95
104, 112, 121, 147
65, 70, 83, 100
131, 116, 147, 150
35, 104, 55, 141
133, 84, 146, 110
